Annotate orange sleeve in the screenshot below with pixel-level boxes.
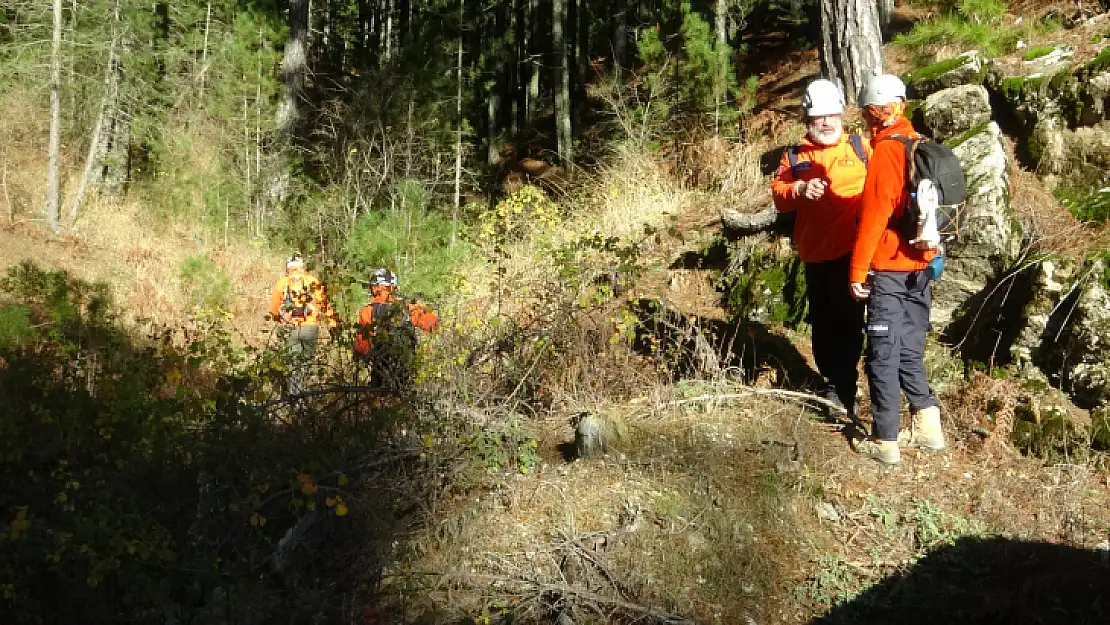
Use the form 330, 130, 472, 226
409, 303, 439, 332
771, 149, 800, 213
354, 305, 373, 354
268, 277, 286, 318
850, 139, 906, 284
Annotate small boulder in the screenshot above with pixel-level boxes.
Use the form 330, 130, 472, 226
922, 84, 992, 141
904, 51, 987, 98
574, 413, 626, 459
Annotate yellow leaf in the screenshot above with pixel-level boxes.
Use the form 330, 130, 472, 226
335, 502, 349, 517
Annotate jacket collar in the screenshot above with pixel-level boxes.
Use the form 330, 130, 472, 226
872, 116, 917, 143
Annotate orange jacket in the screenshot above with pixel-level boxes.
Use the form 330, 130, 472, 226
849, 117, 937, 284
268, 272, 336, 327
353, 293, 438, 355
772, 133, 871, 263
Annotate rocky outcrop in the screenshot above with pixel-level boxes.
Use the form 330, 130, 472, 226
904, 51, 987, 98
1010, 259, 1079, 369
921, 84, 992, 141
1058, 276, 1110, 407
933, 122, 1023, 326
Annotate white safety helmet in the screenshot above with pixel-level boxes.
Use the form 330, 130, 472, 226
802, 79, 845, 117
858, 73, 907, 107
286, 255, 305, 269
371, 268, 397, 288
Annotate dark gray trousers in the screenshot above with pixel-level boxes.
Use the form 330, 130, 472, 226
865, 270, 937, 440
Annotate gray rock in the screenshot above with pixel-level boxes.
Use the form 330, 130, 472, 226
1022, 45, 1075, 75
904, 51, 987, 98
1063, 279, 1110, 407
922, 84, 992, 141
934, 122, 1023, 327
1011, 258, 1079, 368
574, 413, 626, 459
814, 501, 840, 522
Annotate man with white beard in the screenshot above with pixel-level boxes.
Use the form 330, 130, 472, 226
772, 79, 870, 421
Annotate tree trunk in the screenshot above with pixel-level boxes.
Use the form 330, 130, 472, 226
818, 0, 883, 105
453, 0, 464, 244
69, 0, 121, 223
279, 0, 309, 135
613, 0, 627, 79
715, 0, 728, 132
553, 0, 572, 168
877, 0, 894, 39
527, 0, 540, 121
45, 0, 62, 234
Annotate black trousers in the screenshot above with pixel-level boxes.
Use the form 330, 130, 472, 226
805, 255, 866, 415
865, 270, 938, 440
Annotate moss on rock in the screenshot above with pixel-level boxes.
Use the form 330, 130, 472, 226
718, 242, 807, 326
944, 121, 992, 149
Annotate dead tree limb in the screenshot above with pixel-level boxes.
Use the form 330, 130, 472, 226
720, 205, 792, 237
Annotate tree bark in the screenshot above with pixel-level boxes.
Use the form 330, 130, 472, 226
68, 0, 121, 224
279, 0, 309, 135
715, 0, 728, 132
613, 0, 627, 80
527, 0, 541, 115
818, 0, 883, 106
453, 0, 464, 244
45, 0, 62, 234
877, 0, 894, 39
553, 0, 572, 168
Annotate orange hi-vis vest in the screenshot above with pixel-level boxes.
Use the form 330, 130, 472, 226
268, 273, 336, 327
772, 132, 872, 263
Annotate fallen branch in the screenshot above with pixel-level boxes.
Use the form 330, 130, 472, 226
653, 387, 844, 413
720, 205, 783, 235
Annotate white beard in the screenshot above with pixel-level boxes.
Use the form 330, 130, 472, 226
809, 127, 843, 146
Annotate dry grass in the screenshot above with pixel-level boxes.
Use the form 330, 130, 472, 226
1008, 148, 1109, 259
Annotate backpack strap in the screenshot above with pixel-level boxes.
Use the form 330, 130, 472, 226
875, 134, 922, 228
848, 133, 868, 167
786, 145, 800, 175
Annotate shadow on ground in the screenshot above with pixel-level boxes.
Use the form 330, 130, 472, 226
812, 536, 1110, 625
630, 297, 821, 391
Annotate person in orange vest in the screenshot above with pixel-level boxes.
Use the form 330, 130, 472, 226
848, 73, 946, 465
772, 78, 871, 422
353, 269, 438, 390
268, 255, 336, 394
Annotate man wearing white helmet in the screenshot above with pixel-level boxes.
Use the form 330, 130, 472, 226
848, 73, 945, 465
353, 268, 439, 391
772, 78, 871, 422
268, 255, 336, 394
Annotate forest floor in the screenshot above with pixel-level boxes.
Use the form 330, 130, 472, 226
1, 2, 1109, 623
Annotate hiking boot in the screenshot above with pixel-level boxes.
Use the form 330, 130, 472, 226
821, 387, 849, 419
851, 436, 901, 465
897, 405, 946, 451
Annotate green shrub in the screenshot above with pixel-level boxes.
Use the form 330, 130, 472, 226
179, 254, 232, 312
0, 261, 415, 623
894, 0, 1053, 59
1054, 185, 1110, 226
343, 207, 472, 301
0, 305, 34, 349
